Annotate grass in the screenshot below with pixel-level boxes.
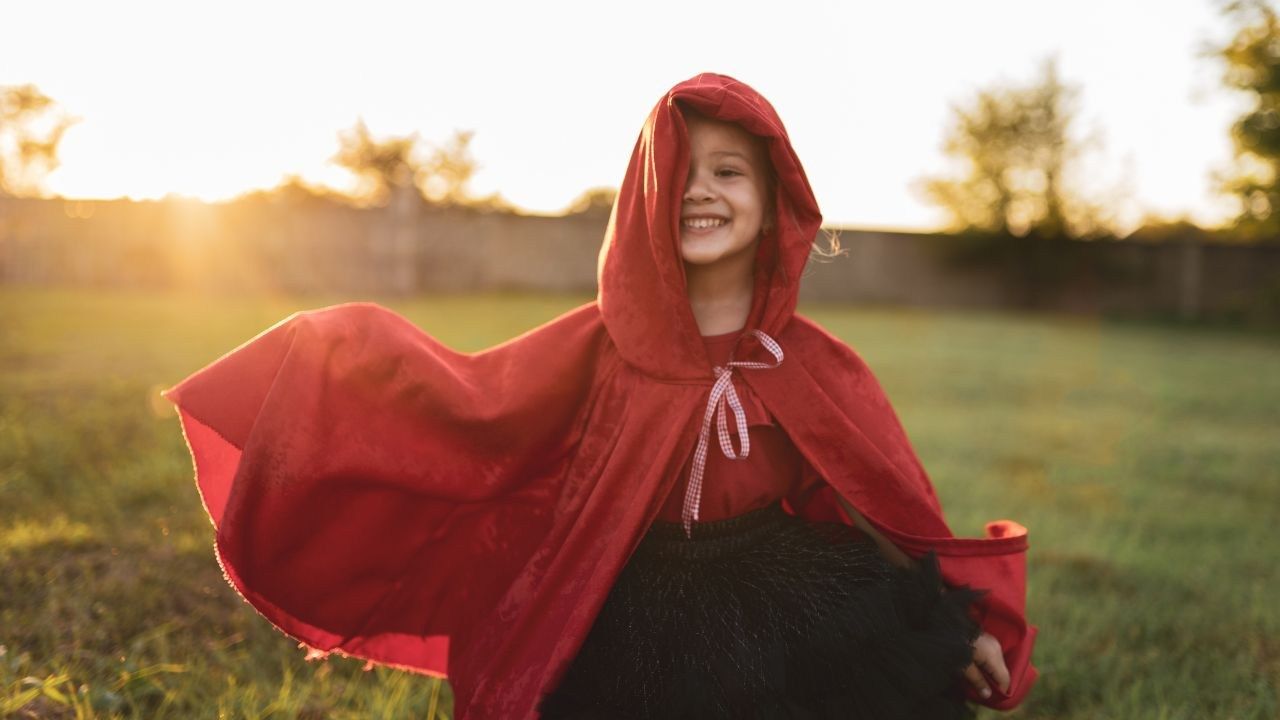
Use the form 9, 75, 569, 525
1, 286, 1277, 719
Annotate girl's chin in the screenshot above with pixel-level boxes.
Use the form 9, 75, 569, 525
679, 237, 757, 267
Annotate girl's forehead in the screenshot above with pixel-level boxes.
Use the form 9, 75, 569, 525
686, 115, 750, 141
685, 116, 768, 163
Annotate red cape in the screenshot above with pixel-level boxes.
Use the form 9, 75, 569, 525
163, 72, 1037, 718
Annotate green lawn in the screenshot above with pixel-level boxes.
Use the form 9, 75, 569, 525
1, 286, 1277, 719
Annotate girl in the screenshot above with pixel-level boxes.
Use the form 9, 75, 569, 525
163, 73, 1036, 719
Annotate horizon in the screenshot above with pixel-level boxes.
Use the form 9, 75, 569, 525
0, 0, 1251, 233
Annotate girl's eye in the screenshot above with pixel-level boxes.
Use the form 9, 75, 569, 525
717, 169, 742, 177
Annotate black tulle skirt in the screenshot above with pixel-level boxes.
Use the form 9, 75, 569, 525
537, 501, 982, 720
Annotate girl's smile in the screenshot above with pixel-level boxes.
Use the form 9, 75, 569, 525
682, 216, 729, 230
679, 113, 774, 269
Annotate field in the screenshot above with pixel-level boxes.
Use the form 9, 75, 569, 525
1, 286, 1277, 719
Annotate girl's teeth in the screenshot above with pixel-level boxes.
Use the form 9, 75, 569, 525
685, 218, 727, 229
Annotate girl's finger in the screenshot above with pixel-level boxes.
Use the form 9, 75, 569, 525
975, 636, 1012, 693
977, 652, 1011, 693
962, 662, 992, 699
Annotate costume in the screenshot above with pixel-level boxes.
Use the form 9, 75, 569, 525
536, 332, 983, 719
653, 329, 821, 523
538, 501, 981, 720
162, 72, 1037, 719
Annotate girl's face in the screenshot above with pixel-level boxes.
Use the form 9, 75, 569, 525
679, 114, 774, 269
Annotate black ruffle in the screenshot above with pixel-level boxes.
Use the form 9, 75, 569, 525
537, 502, 982, 720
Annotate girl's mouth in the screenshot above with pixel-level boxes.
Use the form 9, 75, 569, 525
682, 218, 729, 233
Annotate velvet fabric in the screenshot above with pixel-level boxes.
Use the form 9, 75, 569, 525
163, 72, 1037, 719
656, 330, 816, 523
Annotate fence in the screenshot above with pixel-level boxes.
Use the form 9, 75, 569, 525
2, 194, 1277, 321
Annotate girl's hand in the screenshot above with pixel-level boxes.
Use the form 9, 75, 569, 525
963, 632, 1010, 699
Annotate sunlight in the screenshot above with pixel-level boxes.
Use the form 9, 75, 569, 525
53, 130, 293, 203
2, 0, 1248, 229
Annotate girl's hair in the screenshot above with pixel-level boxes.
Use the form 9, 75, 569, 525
812, 229, 844, 263
675, 101, 843, 263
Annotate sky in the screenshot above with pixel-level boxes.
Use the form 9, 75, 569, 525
0, 0, 1251, 232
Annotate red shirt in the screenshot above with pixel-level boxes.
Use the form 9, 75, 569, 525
657, 329, 822, 522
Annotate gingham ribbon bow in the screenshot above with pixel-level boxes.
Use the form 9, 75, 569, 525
681, 329, 784, 539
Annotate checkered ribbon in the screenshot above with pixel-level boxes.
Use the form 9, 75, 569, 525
681, 329, 784, 538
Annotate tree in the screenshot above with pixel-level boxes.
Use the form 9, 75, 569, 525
235, 173, 354, 207
331, 120, 481, 207
0, 84, 78, 197
417, 129, 479, 206
331, 119, 421, 206
916, 57, 1116, 240
565, 186, 617, 214
1214, 0, 1280, 240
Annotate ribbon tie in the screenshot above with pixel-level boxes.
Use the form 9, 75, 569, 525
681, 329, 784, 538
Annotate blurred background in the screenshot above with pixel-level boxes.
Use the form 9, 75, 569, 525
1, 1, 1277, 718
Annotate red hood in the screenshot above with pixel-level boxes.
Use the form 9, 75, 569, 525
598, 72, 823, 380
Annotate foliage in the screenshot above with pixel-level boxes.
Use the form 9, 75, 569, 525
1214, 0, 1280, 241
233, 173, 358, 207
564, 186, 618, 214
916, 57, 1120, 240
330, 118, 425, 206
0, 84, 78, 197
1122, 216, 1222, 244
416, 129, 481, 206
331, 120, 491, 209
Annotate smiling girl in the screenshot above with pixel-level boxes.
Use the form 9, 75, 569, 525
163, 73, 1035, 719
680, 108, 777, 334
535, 96, 1018, 719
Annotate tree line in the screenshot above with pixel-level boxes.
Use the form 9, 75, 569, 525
4, 1, 1280, 239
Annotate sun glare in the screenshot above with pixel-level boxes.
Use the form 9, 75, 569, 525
51, 137, 294, 203
3, 0, 1247, 228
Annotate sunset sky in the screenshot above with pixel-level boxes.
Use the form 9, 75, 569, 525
0, 0, 1249, 232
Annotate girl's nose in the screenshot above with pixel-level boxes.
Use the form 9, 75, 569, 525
684, 169, 713, 202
